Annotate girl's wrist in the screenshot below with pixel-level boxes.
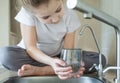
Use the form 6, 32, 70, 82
47, 57, 55, 66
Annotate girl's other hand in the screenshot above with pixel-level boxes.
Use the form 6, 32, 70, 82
70, 62, 85, 78
50, 58, 73, 80
71, 66, 85, 78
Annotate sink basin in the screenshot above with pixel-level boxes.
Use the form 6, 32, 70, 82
4, 76, 109, 83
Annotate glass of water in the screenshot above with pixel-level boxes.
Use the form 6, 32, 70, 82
60, 48, 83, 76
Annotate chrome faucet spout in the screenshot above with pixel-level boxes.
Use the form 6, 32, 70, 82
79, 24, 103, 78
79, 25, 100, 54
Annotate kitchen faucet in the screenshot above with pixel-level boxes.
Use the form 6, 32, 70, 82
79, 24, 103, 79
67, 0, 120, 83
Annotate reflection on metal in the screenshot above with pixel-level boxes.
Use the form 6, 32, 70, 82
67, 0, 120, 83
4, 76, 110, 83
83, 13, 93, 19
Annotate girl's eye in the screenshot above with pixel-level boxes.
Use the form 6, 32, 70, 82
55, 7, 62, 13
42, 16, 50, 19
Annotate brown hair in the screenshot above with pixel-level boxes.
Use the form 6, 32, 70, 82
16, 0, 65, 12
19, 0, 49, 11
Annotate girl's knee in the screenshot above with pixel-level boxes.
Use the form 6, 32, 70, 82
0, 46, 21, 71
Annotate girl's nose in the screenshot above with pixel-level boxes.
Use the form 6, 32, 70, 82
51, 15, 60, 23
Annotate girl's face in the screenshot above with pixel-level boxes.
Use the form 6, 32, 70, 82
32, 0, 64, 24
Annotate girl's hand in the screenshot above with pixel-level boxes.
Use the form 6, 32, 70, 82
50, 58, 73, 80
71, 66, 85, 78
70, 62, 85, 78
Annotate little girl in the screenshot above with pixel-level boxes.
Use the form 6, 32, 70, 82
0, 0, 85, 80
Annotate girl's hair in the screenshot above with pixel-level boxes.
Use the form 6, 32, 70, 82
16, 0, 65, 11
19, 0, 50, 11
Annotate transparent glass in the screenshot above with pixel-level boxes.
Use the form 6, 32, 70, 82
60, 48, 83, 76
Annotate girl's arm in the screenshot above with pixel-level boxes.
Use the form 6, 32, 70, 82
20, 23, 54, 65
63, 31, 76, 49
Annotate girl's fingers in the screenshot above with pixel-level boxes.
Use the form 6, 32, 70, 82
55, 66, 72, 73
57, 70, 72, 75
80, 67, 85, 71
58, 74, 71, 80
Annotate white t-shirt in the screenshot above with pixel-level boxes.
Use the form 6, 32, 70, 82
15, 7, 81, 56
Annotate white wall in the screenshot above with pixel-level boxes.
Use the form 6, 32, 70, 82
0, 0, 10, 47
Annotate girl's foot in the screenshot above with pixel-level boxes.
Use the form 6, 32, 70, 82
18, 64, 55, 77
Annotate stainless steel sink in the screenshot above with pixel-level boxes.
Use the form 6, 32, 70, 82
4, 76, 110, 83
